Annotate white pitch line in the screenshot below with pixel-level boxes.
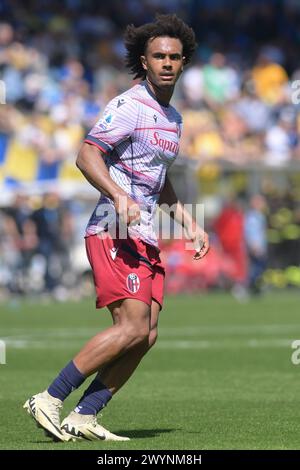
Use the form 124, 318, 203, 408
156, 339, 293, 349
1, 323, 299, 339
2, 337, 294, 350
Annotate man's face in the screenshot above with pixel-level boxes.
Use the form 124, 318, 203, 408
141, 36, 184, 88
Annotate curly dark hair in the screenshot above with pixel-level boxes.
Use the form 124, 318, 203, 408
124, 14, 196, 80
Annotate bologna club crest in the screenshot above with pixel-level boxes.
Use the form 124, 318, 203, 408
126, 273, 140, 293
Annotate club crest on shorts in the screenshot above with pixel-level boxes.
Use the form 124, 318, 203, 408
126, 273, 140, 293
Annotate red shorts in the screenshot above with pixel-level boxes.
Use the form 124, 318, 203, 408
85, 233, 165, 310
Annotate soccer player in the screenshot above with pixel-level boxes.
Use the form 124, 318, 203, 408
24, 13, 209, 442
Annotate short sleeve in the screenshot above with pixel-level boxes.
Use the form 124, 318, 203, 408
84, 96, 139, 153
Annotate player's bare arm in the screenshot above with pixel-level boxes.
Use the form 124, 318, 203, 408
159, 175, 209, 259
76, 142, 140, 225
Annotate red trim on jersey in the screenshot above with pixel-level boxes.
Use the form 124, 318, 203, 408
135, 127, 177, 134
132, 98, 166, 118
118, 160, 155, 182
84, 139, 108, 154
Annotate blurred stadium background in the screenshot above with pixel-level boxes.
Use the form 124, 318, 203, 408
1, 0, 300, 300
1, 0, 300, 450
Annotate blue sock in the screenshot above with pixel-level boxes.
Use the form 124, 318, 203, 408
48, 360, 86, 401
74, 378, 112, 415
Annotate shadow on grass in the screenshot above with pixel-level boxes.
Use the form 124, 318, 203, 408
114, 428, 177, 439
29, 428, 177, 443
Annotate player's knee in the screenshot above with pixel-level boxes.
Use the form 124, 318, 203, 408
123, 322, 149, 347
135, 324, 150, 346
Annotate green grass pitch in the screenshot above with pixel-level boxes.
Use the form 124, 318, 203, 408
0, 292, 299, 450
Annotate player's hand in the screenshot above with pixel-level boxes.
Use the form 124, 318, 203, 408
114, 193, 141, 226
185, 224, 210, 260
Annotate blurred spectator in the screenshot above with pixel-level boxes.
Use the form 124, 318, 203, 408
214, 198, 248, 298
265, 107, 298, 166
234, 80, 270, 133
202, 52, 240, 105
181, 60, 204, 107
31, 192, 73, 292
245, 194, 268, 294
252, 48, 288, 106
